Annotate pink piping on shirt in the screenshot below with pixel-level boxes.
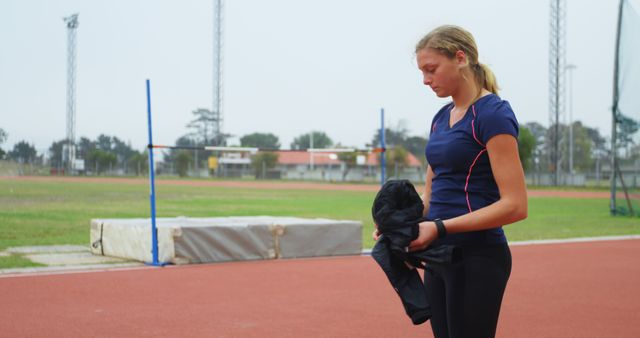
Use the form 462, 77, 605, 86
471, 105, 485, 147
465, 104, 487, 212
465, 148, 486, 212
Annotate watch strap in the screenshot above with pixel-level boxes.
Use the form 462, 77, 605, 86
434, 218, 447, 239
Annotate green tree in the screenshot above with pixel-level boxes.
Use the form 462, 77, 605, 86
0, 128, 8, 160
518, 126, 536, 171
48, 139, 67, 168
163, 136, 192, 163
187, 108, 216, 145
524, 122, 547, 142
544, 121, 595, 173
370, 122, 427, 164
96, 134, 113, 152
370, 126, 409, 148
186, 108, 230, 146
523, 121, 547, 171
163, 135, 204, 172
8, 141, 37, 164
337, 150, 366, 181
111, 137, 135, 163
569, 121, 594, 172
86, 149, 117, 174
291, 131, 333, 150
404, 136, 428, 161
585, 127, 607, 152
175, 150, 192, 177
127, 151, 149, 176
251, 152, 279, 178
544, 122, 567, 173
385, 145, 409, 178
74, 135, 138, 172
76, 137, 96, 160
240, 132, 280, 150
616, 113, 639, 158
585, 126, 608, 173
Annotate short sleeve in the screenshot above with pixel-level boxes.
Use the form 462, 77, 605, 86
476, 100, 519, 145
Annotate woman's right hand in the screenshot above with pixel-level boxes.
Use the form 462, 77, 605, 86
372, 225, 381, 241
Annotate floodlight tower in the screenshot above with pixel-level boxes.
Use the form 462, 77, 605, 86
549, 0, 567, 185
566, 63, 577, 175
64, 13, 79, 172
212, 0, 224, 145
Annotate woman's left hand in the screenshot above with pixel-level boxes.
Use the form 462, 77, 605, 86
408, 221, 438, 252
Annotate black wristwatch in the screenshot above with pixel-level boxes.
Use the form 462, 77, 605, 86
434, 218, 447, 239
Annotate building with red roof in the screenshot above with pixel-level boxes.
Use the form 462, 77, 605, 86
269, 150, 424, 182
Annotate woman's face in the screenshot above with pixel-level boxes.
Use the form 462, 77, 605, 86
416, 48, 464, 98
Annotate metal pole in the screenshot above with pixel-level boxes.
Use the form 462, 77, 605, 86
310, 131, 314, 171
146, 79, 160, 266
566, 64, 576, 175
555, 0, 561, 186
380, 108, 386, 186
212, 0, 224, 145
610, 0, 624, 214
549, 0, 566, 186
64, 14, 79, 174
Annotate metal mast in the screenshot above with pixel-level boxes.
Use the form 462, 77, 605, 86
566, 63, 576, 175
549, 0, 566, 185
64, 13, 79, 171
212, 0, 224, 145
610, 0, 625, 214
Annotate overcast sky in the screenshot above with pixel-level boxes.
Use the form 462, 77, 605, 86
0, 0, 622, 154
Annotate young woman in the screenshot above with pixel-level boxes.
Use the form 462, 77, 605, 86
375, 25, 527, 337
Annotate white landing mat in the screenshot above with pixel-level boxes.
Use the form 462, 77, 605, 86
90, 216, 362, 264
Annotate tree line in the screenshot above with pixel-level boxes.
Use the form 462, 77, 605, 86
1, 113, 637, 177
46, 135, 149, 175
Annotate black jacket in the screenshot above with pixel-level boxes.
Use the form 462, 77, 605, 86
371, 179, 455, 325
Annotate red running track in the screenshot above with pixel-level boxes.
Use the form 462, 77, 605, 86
1, 239, 639, 337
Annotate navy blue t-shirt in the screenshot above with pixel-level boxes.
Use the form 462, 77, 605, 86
425, 94, 519, 246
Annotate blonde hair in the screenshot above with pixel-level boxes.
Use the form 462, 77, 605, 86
415, 25, 499, 95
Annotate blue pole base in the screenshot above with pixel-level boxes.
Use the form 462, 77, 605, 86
144, 261, 171, 267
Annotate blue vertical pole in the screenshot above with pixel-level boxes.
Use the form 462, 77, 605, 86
380, 108, 386, 186
146, 79, 160, 266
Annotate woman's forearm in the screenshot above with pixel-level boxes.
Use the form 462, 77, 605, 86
422, 166, 434, 217
440, 195, 527, 234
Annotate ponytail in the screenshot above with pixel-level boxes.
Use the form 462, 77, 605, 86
474, 63, 499, 95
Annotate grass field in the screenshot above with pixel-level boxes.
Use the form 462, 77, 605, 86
1, 177, 639, 269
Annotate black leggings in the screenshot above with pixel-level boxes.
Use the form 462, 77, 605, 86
424, 244, 512, 338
